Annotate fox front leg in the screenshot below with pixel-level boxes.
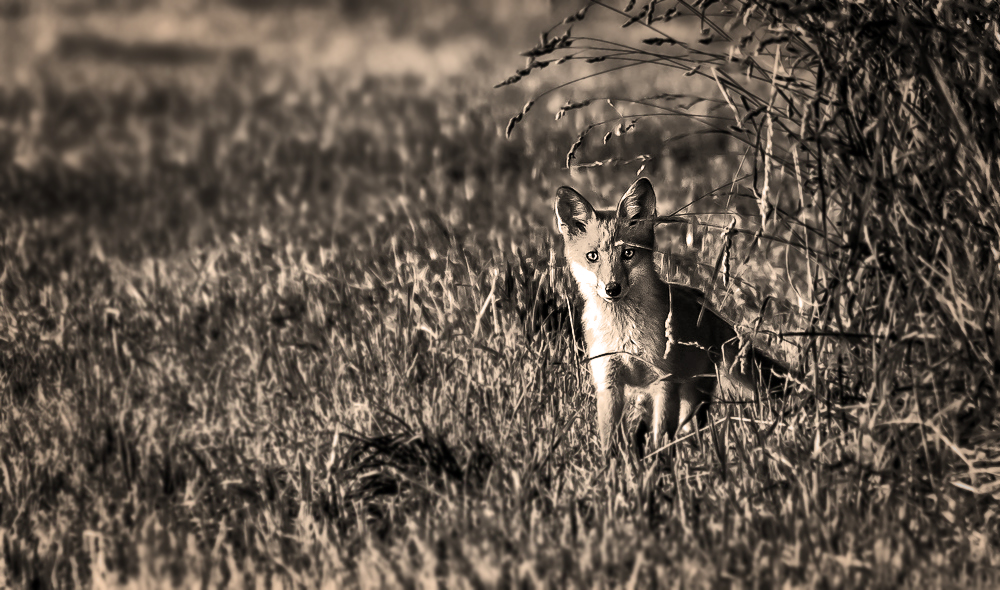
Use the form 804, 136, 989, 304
592, 358, 626, 453
649, 380, 681, 453
596, 386, 625, 453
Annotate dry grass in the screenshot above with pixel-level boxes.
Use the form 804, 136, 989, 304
1, 0, 998, 588
503, 0, 1000, 584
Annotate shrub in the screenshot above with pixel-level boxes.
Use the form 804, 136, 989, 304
505, 0, 1000, 512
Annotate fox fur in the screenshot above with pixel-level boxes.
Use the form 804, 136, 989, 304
555, 178, 786, 455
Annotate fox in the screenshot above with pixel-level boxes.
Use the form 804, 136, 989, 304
555, 177, 787, 456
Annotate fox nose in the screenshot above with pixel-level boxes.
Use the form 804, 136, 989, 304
605, 282, 622, 298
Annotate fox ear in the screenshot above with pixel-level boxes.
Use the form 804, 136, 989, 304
616, 178, 656, 222
555, 186, 596, 237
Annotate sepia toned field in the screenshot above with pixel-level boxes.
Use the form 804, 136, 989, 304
1, 1, 998, 588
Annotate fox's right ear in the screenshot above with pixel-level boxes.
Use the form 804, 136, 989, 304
555, 187, 596, 237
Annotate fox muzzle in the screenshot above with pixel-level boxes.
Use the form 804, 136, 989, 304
600, 281, 627, 301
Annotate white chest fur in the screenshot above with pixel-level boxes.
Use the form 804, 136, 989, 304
581, 297, 666, 370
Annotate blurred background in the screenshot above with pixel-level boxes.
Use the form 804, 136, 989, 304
0, 0, 559, 83
0, 0, 575, 257
0, 0, 743, 263
0, 0, 559, 163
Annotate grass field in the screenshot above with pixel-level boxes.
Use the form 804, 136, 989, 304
1, 1, 998, 588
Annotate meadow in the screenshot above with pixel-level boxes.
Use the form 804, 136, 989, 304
1, 0, 998, 588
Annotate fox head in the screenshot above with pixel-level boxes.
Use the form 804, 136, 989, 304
555, 178, 657, 303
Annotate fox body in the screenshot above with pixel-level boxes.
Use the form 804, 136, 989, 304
555, 178, 784, 454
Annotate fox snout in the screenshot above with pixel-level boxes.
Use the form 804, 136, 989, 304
599, 280, 627, 301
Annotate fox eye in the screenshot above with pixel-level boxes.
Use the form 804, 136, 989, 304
586, 251, 599, 263
622, 248, 635, 260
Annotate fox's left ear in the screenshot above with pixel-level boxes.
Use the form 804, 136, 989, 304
616, 178, 656, 222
